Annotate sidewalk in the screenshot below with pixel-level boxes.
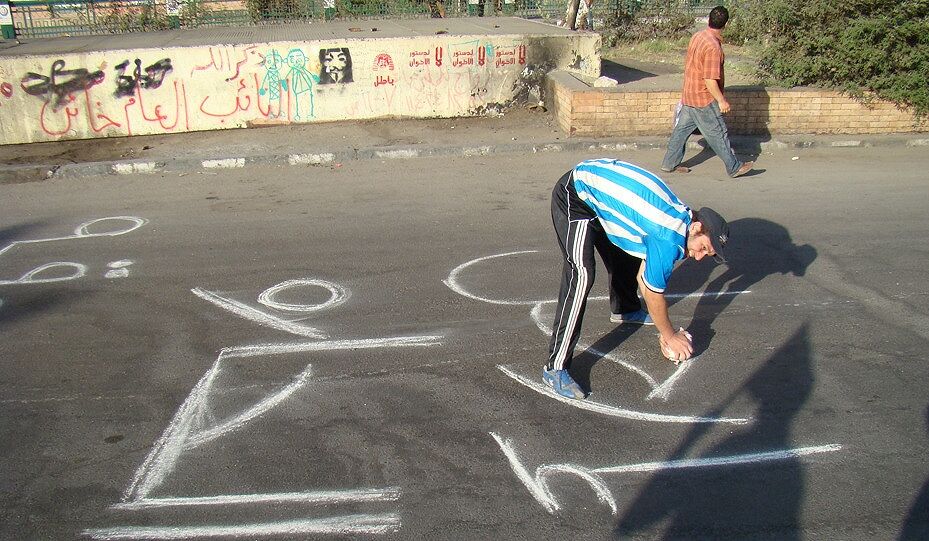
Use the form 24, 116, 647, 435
2, 105, 927, 182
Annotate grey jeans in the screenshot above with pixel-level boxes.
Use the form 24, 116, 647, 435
661, 101, 742, 177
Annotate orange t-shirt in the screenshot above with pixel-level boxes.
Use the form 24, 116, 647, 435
681, 29, 724, 108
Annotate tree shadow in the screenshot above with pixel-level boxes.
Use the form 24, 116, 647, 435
0, 289, 81, 331
600, 59, 659, 85
0, 221, 46, 252
898, 405, 929, 540
0, 220, 74, 329
615, 323, 815, 539
569, 218, 816, 392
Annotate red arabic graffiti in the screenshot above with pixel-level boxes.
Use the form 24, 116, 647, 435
191, 45, 258, 82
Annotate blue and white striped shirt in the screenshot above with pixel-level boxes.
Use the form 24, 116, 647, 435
573, 158, 692, 293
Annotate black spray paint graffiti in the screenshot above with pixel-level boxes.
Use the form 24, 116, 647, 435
318, 48, 353, 84
20, 59, 105, 109
114, 58, 173, 98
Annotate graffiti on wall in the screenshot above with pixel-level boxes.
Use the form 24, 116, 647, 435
284, 48, 320, 120
114, 58, 174, 98
372, 53, 395, 88
3, 37, 532, 143
258, 50, 286, 118
319, 48, 353, 84
0, 66, 13, 108
20, 59, 105, 109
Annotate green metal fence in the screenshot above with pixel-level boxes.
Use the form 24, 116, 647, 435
3, 0, 722, 39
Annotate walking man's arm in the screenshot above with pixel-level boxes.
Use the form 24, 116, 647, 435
705, 78, 730, 113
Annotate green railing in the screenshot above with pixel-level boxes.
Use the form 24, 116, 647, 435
2, 0, 721, 39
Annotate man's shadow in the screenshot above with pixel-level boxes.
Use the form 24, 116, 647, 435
570, 218, 816, 393
899, 405, 929, 539
615, 323, 815, 539
678, 87, 771, 174
670, 217, 816, 355
679, 139, 765, 176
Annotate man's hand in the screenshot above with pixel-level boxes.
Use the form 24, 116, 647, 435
659, 329, 693, 364
705, 79, 729, 113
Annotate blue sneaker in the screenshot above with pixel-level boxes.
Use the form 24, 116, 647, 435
542, 368, 586, 400
610, 309, 654, 325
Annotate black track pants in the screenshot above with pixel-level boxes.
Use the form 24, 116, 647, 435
547, 171, 644, 371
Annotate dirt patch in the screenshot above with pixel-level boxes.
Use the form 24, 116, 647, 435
0, 134, 166, 166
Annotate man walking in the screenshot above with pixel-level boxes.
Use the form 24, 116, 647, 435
544, 158, 730, 399
661, 6, 754, 178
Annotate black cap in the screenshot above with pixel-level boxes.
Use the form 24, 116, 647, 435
696, 207, 729, 264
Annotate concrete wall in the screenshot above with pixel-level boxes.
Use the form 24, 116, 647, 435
546, 70, 929, 137
0, 33, 599, 145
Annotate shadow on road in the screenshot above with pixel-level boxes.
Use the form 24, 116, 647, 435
615, 323, 815, 539
569, 218, 816, 391
0, 221, 76, 329
673, 217, 817, 354
0, 221, 46, 252
898, 405, 929, 540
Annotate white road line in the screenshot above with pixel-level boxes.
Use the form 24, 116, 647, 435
646, 358, 694, 401
663, 290, 751, 299
498, 365, 749, 424
530, 301, 659, 389
593, 444, 844, 475
220, 335, 443, 359
0, 261, 87, 285
191, 287, 328, 339
256, 279, 349, 313
181, 363, 312, 450
112, 488, 400, 510
84, 513, 401, 539
443, 250, 548, 306
491, 432, 842, 516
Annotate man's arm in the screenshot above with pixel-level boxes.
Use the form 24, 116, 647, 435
705, 78, 730, 113
637, 264, 694, 360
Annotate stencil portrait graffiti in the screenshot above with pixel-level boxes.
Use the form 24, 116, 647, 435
319, 48, 353, 84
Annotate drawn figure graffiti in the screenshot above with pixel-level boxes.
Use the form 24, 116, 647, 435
258, 50, 285, 118
284, 48, 320, 120
319, 48, 353, 85
114, 58, 173, 98
20, 59, 105, 109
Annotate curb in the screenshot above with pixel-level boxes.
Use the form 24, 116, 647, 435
2, 134, 927, 182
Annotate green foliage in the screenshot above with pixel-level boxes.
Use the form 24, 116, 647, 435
728, 0, 929, 116
601, 1, 695, 47
336, 0, 430, 17
98, 1, 170, 32
178, 0, 208, 24
246, 0, 314, 21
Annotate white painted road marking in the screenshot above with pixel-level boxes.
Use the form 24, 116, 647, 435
498, 365, 750, 425
491, 432, 842, 515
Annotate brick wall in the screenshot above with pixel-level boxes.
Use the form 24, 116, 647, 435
545, 70, 929, 137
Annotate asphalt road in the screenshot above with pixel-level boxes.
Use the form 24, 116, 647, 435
1, 144, 928, 540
